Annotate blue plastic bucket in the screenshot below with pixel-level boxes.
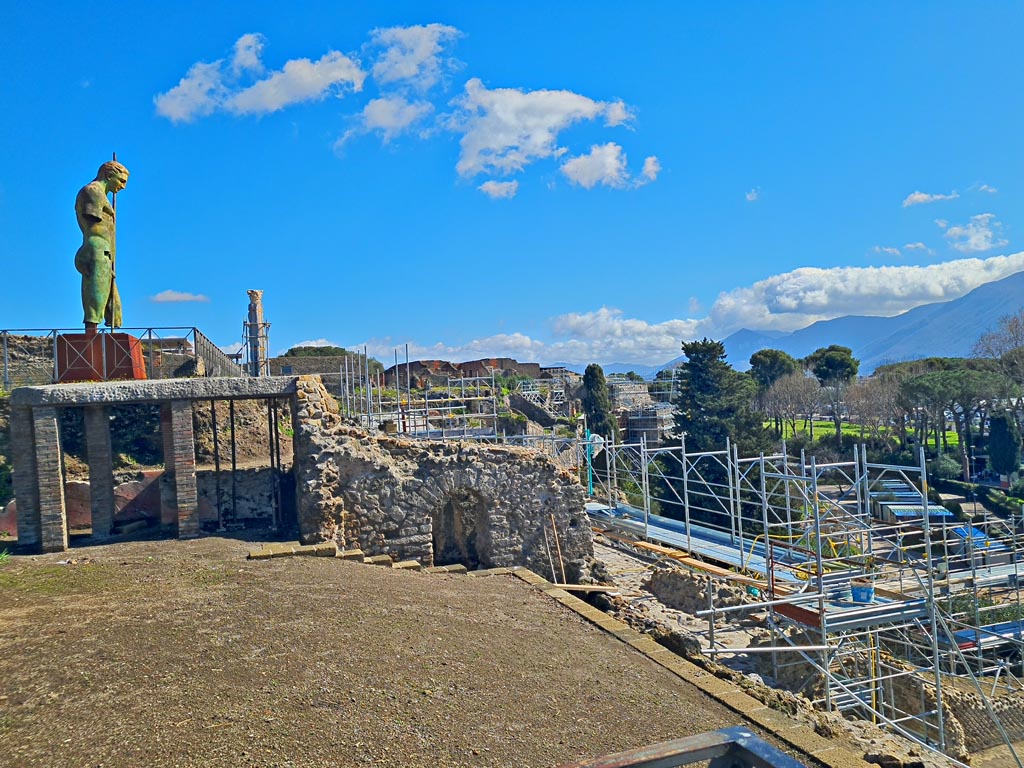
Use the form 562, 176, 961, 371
851, 585, 875, 604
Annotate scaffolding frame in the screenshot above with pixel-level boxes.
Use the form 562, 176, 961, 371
338, 347, 501, 439
583, 438, 1024, 765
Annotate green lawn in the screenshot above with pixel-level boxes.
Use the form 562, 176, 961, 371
770, 420, 960, 448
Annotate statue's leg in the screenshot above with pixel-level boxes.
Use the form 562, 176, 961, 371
79, 245, 112, 325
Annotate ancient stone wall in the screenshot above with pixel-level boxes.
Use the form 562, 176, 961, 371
291, 376, 592, 580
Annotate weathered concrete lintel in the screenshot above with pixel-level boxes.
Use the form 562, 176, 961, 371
10, 375, 299, 407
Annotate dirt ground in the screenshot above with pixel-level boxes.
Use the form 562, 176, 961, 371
0, 536, 801, 768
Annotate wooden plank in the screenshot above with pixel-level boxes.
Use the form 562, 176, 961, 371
599, 529, 795, 594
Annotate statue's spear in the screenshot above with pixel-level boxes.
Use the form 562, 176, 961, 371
108, 151, 122, 327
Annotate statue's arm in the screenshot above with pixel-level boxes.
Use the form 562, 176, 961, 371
76, 185, 109, 224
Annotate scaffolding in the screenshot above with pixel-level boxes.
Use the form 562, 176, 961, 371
584, 437, 1024, 765
337, 347, 501, 439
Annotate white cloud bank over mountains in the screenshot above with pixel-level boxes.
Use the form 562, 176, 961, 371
347, 252, 1024, 366
155, 28, 658, 197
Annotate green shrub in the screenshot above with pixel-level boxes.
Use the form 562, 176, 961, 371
928, 453, 963, 481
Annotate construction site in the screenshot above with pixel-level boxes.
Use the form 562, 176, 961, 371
5, 317, 1024, 766
328, 369, 1024, 766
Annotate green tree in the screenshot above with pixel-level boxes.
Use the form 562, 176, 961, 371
673, 338, 769, 454
804, 345, 859, 445
580, 364, 619, 441
285, 345, 348, 357
749, 349, 799, 392
749, 349, 799, 436
989, 412, 1021, 477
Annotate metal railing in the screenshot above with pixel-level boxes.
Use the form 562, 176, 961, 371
556, 727, 807, 768
1, 327, 246, 390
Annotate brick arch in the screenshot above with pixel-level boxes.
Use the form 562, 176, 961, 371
430, 488, 493, 569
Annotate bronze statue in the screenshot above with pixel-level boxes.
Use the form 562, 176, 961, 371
75, 160, 129, 331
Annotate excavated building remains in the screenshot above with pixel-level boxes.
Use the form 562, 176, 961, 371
8, 375, 592, 578
291, 376, 592, 579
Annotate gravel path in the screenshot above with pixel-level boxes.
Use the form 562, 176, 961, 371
1, 536, 772, 768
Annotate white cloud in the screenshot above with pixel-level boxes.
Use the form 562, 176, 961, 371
560, 143, 628, 189
155, 36, 366, 121
903, 242, 934, 255
478, 180, 518, 199
688, 297, 703, 315
871, 245, 901, 257
370, 24, 460, 90
941, 213, 1008, 253
705, 251, 1024, 334
451, 78, 632, 177
231, 33, 264, 75
746, 188, 759, 202
220, 341, 244, 355
640, 156, 661, 183
228, 51, 365, 115
902, 190, 959, 207
362, 332, 547, 365
979, 183, 998, 194
345, 252, 1024, 367
364, 96, 433, 141
150, 290, 210, 303
154, 60, 227, 122
289, 338, 341, 349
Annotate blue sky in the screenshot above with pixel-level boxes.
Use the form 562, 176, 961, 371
3, 1, 1022, 366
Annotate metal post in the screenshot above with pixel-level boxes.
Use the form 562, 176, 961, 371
589, 428, 598, 499
405, 343, 411, 424
760, 452, 774, 599
100, 327, 108, 380
810, 456, 830, 711
733, 441, 744, 556
2, 331, 9, 391
211, 400, 222, 531
920, 446, 946, 751
364, 347, 372, 429
267, 399, 278, 531
641, 435, 650, 539
147, 328, 155, 380
230, 398, 238, 524
682, 432, 692, 552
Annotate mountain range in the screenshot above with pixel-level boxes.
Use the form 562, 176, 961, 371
577, 269, 1024, 378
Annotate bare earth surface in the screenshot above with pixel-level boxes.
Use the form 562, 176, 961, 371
0, 536, 796, 768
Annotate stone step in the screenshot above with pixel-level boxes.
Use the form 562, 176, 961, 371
364, 554, 393, 566
392, 560, 421, 571
337, 548, 365, 561
423, 564, 470, 574
296, 541, 338, 557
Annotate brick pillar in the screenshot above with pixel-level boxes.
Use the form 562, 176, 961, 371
10, 404, 40, 551
33, 406, 68, 553
160, 400, 198, 538
84, 404, 114, 539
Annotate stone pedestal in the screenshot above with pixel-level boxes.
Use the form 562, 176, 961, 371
57, 333, 147, 382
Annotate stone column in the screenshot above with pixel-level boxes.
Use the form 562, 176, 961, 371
84, 404, 114, 539
160, 400, 198, 538
33, 406, 68, 553
10, 404, 40, 551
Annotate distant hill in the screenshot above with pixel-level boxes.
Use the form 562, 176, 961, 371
718, 270, 1024, 373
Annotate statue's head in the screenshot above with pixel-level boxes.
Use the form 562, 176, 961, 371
96, 160, 129, 193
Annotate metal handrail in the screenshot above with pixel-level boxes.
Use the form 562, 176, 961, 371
0, 326, 247, 389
